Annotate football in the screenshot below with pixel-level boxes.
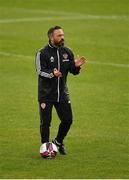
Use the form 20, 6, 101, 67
40, 142, 58, 159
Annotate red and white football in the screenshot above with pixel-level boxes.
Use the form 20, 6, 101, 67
40, 142, 58, 159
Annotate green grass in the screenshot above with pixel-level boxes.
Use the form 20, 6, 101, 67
0, 0, 129, 178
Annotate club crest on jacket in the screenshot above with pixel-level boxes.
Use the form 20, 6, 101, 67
63, 53, 68, 59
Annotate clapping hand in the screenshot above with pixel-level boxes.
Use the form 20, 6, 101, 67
75, 56, 86, 67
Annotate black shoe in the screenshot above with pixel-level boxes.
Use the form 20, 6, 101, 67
52, 139, 67, 155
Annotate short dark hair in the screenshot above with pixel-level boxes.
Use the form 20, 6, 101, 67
47, 26, 62, 39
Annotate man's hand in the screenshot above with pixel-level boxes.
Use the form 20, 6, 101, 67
75, 56, 86, 67
53, 68, 62, 77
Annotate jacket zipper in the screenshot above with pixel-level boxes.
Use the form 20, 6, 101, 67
57, 49, 60, 102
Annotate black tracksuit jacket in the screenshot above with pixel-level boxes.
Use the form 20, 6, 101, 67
35, 43, 80, 103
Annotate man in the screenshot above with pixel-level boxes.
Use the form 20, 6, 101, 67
35, 26, 86, 156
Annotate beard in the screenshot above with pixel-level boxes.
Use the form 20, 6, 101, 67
55, 39, 64, 47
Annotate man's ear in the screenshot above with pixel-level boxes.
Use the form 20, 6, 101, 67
51, 36, 54, 42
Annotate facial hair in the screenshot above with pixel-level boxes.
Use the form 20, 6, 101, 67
55, 39, 64, 47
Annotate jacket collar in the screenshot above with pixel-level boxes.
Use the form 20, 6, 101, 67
48, 42, 63, 50
48, 42, 59, 49
48, 43, 54, 48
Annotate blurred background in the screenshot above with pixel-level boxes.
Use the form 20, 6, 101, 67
0, 0, 129, 178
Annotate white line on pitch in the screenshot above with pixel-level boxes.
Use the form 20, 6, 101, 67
0, 51, 129, 68
88, 60, 129, 68
0, 51, 32, 59
0, 15, 128, 24
0, 7, 128, 20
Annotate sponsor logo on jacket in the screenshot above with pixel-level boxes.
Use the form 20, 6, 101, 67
50, 56, 54, 62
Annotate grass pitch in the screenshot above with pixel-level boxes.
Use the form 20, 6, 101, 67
0, 0, 129, 178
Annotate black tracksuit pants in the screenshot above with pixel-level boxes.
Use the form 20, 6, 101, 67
39, 101, 73, 144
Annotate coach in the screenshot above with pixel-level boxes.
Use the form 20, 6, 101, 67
35, 26, 86, 156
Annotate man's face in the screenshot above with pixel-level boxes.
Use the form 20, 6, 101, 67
51, 29, 64, 47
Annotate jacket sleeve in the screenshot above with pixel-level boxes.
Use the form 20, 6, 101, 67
68, 49, 81, 75
35, 51, 54, 79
